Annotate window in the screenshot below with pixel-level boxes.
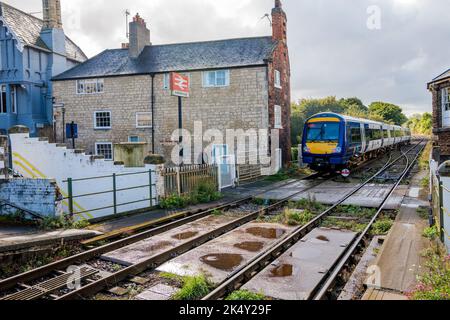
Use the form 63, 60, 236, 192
350, 127, 362, 144
128, 136, 140, 143
442, 88, 450, 111
0, 85, 6, 113
77, 79, 104, 94
274, 70, 282, 89
136, 112, 152, 128
94, 111, 111, 129
11, 86, 16, 114
274, 105, 282, 128
95, 142, 113, 160
202, 70, 230, 87
306, 123, 340, 142
383, 129, 389, 139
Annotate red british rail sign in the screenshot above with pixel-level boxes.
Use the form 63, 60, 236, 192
170, 72, 190, 98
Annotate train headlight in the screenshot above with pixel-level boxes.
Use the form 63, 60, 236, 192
333, 147, 342, 153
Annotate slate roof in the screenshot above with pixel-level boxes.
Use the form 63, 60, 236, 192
0, 2, 87, 62
432, 69, 450, 82
53, 36, 278, 80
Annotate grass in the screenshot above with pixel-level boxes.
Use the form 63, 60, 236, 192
38, 216, 90, 231
335, 205, 377, 220
264, 170, 290, 182
159, 181, 222, 210
172, 275, 212, 300
417, 207, 430, 220
226, 290, 266, 300
288, 197, 326, 213
420, 176, 430, 189
419, 142, 432, 171
322, 217, 367, 233
407, 246, 450, 300
370, 218, 394, 236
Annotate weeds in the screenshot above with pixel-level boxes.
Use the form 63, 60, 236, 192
226, 290, 266, 301
172, 275, 212, 300
335, 205, 377, 220
159, 181, 222, 210
322, 217, 367, 233
417, 207, 430, 220
289, 196, 326, 213
370, 218, 394, 236
423, 226, 439, 241
38, 216, 90, 231
407, 246, 450, 300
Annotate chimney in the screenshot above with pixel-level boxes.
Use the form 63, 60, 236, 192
272, 0, 287, 43
42, 0, 63, 29
129, 13, 151, 58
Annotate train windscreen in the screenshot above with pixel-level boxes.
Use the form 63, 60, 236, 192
306, 123, 340, 142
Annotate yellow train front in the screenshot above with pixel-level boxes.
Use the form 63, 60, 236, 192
301, 113, 411, 173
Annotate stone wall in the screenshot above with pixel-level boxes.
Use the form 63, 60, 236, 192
53, 66, 270, 165
0, 179, 57, 217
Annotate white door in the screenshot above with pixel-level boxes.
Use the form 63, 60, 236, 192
442, 88, 450, 127
212, 145, 235, 190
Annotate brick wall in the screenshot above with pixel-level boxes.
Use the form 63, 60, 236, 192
0, 179, 57, 217
430, 79, 450, 158
53, 66, 270, 165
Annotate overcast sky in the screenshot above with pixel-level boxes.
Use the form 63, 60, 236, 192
7, 0, 450, 115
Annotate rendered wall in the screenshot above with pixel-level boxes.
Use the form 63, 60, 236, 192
9, 131, 160, 220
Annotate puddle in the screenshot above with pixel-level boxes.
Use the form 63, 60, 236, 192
144, 241, 172, 252
200, 254, 243, 271
316, 235, 330, 242
172, 231, 199, 240
234, 241, 264, 252
270, 264, 294, 277
246, 227, 286, 239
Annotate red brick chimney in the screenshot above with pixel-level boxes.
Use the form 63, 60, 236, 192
272, 0, 287, 43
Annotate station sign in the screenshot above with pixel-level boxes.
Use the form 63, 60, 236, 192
170, 72, 190, 98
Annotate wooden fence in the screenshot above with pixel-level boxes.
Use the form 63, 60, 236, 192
162, 164, 218, 197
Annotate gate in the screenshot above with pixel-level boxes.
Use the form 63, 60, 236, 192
163, 164, 218, 196
217, 155, 236, 190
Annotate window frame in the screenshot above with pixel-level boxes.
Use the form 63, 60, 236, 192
202, 70, 230, 88
274, 105, 282, 129
10, 85, 17, 114
274, 70, 282, 89
442, 88, 450, 112
0, 85, 6, 114
76, 79, 104, 95
95, 142, 113, 161
136, 112, 152, 129
93, 111, 112, 130
128, 136, 140, 143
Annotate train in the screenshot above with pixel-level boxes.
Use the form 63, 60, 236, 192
301, 113, 411, 173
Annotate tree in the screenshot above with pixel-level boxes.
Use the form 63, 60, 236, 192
368, 102, 408, 125
406, 113, 432, 136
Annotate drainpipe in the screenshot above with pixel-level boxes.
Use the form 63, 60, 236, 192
150, 74, 155, 154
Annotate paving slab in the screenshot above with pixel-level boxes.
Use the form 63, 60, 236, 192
101, 214, 243, 266
156, 222, 296, 285
260, 180, 407, 209
0, 229, 102, 253
242, 228, 357, 300
362, 288, 407, 300
135, 284, 178, 301
368, 203, 429, 293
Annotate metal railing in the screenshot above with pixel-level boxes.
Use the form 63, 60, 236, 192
63, 170, 157, 218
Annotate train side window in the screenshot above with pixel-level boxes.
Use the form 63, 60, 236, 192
350, 127, 362, 144
383, 130, 389, 139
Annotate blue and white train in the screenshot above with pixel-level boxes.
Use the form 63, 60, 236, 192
301, 113, 411, 172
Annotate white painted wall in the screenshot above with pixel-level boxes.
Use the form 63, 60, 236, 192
10, 133, 159, 220
441, 176, 450, 253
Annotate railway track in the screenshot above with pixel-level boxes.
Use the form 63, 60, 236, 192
0, 143, 418, 301
202, 140, 425, 300
0, 171, 331, 300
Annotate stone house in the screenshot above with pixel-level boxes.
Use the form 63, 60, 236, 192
0, 0, 86, 136
428, 69, 450, 163
52, 0, 291, 167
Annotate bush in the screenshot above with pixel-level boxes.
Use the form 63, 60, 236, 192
172, 275, 212, 300
159, 181, 222, 210
226, 290, 266, 301
159, 194, 191, 210
291, 147, 299, 162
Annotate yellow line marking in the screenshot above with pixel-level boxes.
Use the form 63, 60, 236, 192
12, 154, 93, 219
308, 117, 341, 123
